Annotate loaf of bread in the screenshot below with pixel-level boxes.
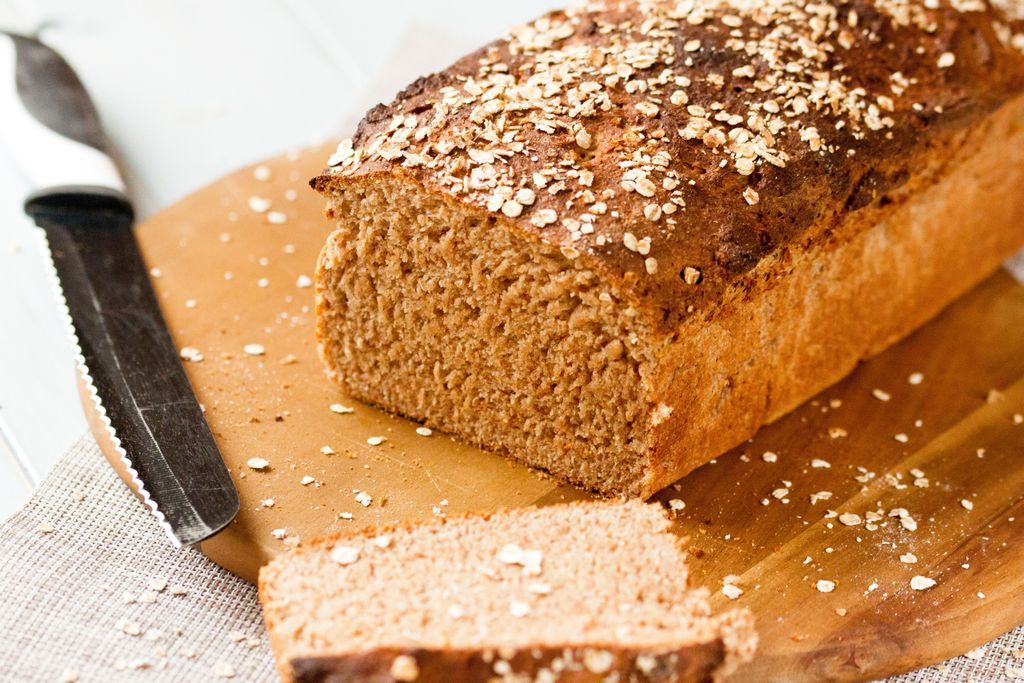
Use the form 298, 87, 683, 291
313, 0, 1024, 497
259, 501, 756, 682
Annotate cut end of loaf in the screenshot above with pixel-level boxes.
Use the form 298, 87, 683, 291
259, 500, 756, 682
314, 172, 665, 497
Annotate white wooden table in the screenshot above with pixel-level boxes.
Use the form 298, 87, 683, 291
0, 0, 561, 519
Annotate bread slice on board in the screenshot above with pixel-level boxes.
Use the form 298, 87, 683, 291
312, 0, 1024, 497
259, 501, 756, 682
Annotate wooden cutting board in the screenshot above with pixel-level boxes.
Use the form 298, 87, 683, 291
85, 143, 1024, 682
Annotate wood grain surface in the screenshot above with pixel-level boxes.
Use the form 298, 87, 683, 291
87, 145, 1024, 682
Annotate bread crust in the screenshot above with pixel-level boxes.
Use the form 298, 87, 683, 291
287, 643, 726, 683
314, 0, 1024, 333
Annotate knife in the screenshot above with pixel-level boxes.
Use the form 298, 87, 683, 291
0, 31, 239, 546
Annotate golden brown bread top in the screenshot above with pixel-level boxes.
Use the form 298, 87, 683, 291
314, 0, 1024, 330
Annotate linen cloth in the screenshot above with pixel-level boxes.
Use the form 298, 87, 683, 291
1, 434, 1022, 682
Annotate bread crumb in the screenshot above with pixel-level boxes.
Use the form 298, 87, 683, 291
872, 388, 891, 402
762, 451, 778, 463
811, 459, 831, 469
331, 545, 360, 566
509, 600, 531, 617
330, 403, 354, 414
367, 436, 386, 446
267, 211, 287, 225
300, 476, 316, 486
668, 499, 686, 511
355, 491, 372, 507
415, 426, 433, 437
179, 347, 204, 362
816, 580, 836, 593
961, 499, 974, 510
212, 661, 236, 678
722, 584, 743, 600
296, 275, 313, 288
908, 372, 924, 385
937, 52, 956, 68
900, 553, 918, 564
246, 457, 270, 471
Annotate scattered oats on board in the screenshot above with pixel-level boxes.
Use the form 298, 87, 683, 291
908, 372, 924, 385
900, 553, 918, 564
296, 274, 313, 288
261, 498, 275, 508
828, 427, 847, 439
668, 498, 686, 511
330, 403, 355, 415
320, 445, 336, 455
300, 475, 316, 486
256, 277, 269, 288
910, 575, 937, 591
246, 457, 269, 471
838, 513, 862, 527
961, 499, 974, 510
247, 196, 271, 213
894, 433, 909, 443
179, 346, 204, 362
762, 451, 778, 463
811, 459, 831, 469
816, 580, 836, 593
367, 436, 386, 446
354, 490, 372, 507
243, 343, 265, 356
267, 211, 287, 225
872, 388, 891, 402
415, 426, 433, 437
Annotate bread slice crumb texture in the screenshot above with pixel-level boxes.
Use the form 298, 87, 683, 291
260, 501, 755, 681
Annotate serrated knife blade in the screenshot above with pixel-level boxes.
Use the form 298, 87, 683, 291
0, 31, 239, 546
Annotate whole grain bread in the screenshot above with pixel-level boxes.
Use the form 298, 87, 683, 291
313, 0, 1024, 497
259, 501, 756, 683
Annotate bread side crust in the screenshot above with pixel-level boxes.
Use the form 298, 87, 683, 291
287, 642, 727, 683
644, 92, 1024, 494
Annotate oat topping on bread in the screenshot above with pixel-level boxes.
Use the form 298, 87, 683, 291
317, 0, 1024, 325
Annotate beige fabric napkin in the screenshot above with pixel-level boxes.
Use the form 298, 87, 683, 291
1, 433, 1022, 682
0, 435, 275, 682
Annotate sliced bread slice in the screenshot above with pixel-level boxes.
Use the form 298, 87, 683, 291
259, 500, 756, 682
